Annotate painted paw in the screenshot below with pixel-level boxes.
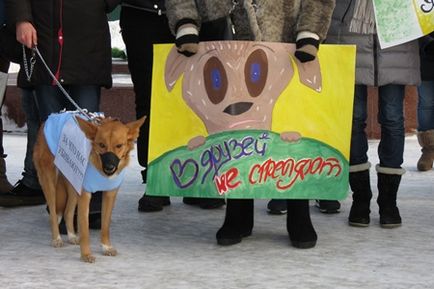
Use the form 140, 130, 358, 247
81, 254, 96, 263
67, 234, 79, 245
51, 237, 64, 248
280, 131, 301, 142
187, 136, 206, 150
102, 246, 118, 257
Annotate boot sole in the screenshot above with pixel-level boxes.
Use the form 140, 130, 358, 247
380, 223, 402, 229
267, 209, 287, 215
290, 239, 317, 249
348, 221, 370, 227
217, 231, 252, 246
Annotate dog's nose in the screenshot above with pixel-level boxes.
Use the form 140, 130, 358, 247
100, 152, 120, 176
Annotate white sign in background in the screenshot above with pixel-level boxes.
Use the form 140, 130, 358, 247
54, 118, 91, 195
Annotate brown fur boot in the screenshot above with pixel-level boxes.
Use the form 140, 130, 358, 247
417, 130, 434, 171
0, 157, 13, 194
0, 116, 13, 194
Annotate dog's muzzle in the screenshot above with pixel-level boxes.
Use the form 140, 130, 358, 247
100, 152, 120, 176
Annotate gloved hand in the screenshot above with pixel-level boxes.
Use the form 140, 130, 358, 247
294, 37, 320, 63
175, 21, 199, 57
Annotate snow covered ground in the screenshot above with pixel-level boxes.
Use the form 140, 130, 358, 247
1, 133, 434, 289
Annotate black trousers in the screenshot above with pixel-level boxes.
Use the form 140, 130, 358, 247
120, 7, 229, 181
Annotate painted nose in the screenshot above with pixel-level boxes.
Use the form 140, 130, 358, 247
100, 152, 120, 176
223, 102, 253, 115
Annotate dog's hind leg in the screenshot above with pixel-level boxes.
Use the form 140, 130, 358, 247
101, 189, 118, 257
33, 131, 64, 247
62, 176, 79, 245
78, 191, 95, 263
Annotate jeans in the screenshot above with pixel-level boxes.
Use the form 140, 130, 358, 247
20, 88, 42, 189
417, 80, 434, 132
350, 84, 405, 169
34, 85, 100, 121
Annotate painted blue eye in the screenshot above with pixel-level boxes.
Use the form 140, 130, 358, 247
250, 63, 261, 83
211, 68, 222, 90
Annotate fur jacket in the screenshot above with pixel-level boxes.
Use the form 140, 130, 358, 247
165, 0, 336, 42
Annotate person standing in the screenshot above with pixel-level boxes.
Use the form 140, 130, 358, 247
325, 0, 420, 228
416, 32, 434, 172
119, 0, 226, 212
4, 0, 120, 226
0, 0, 44, 206
166, 0, 335, 248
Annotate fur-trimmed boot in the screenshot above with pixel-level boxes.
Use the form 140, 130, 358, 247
417, 130, 434, 171
216, 199, 253, 246
286, 199, 317, 249
376, 165, 405, 228
0, 157, 13, 194
0, 118, 14, 194
348, 163, 372, 227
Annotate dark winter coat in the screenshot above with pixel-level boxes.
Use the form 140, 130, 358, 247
420, 33, 434, 81
325, 0, 420, 86
165, 0, 335, 42
5, 0, 118, 88
121, 0, 166, 14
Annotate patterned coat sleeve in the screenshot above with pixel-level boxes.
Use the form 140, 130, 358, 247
165, 0, 201, 35
297, 0, 336, 41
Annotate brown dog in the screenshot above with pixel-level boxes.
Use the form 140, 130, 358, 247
33, 113, 145, 262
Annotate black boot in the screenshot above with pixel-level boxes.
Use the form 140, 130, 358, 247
377, 171, 403, 228
348, 169, 372, 227
286, 200, 317, 249
216, 199, 253, 246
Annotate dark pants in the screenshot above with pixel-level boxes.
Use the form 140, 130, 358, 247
350, 84, 405, 169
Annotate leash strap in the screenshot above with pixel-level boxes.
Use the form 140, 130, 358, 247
25, 45, 97, 123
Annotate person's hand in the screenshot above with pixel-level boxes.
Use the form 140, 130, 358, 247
294, 37, 319, 63
16, 21, 37, 49
175, 23, 199, 57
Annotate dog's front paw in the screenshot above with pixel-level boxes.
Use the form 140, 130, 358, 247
51, 237, 64, 248
280, 131, 301, 142
102, 245, 117, 257
67, 233, 80, 245
81, 254, 96, 263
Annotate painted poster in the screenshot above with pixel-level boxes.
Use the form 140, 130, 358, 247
147, 41, 356, 200
373, 0, 434, 48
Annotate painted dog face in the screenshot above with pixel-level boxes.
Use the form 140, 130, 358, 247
165, 41, 321, 134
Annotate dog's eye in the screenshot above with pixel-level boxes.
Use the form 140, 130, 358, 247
244, 49, 268, 97
99, 143, 106, 149
116, 144, 123, 149
203, 56, 227, 104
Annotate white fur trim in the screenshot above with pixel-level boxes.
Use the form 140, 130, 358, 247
176, 26, 199, 39
375, 164, 406, 175
296, 31, 320, 41
349, 162, 371, 173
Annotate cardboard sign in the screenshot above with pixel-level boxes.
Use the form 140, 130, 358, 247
147, 41, 356, 200
374, 0, 434, 48
54, 117, 91, 195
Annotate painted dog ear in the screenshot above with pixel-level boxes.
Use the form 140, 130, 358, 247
165, 45, 189, 91
75, 116, 97, 141
126, 116, 146, 142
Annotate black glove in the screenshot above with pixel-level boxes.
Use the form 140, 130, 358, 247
175, 20, 199, 57
294, 37, 320, 63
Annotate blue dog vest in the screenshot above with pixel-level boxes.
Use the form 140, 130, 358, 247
44, 112, 126, 193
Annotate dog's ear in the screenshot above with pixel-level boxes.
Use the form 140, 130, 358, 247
126, 116, 146, 142
75, 116, 98, 141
